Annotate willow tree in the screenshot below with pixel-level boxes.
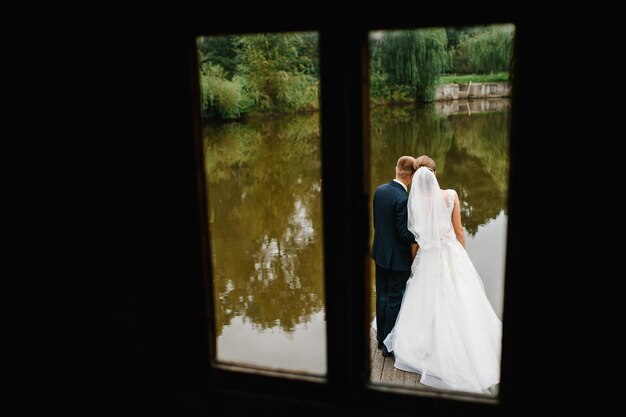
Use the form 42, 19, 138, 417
379, 28, 449, 102
455, 24, 515, 75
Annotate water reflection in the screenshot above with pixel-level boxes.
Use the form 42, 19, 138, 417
204, 98, 510, 374
217, 312, 326, 374
204, 114, 326, 374
465, 211, 507, 318
370, 99, 510, 318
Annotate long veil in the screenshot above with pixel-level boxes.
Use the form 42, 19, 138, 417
407, 167, 454, 250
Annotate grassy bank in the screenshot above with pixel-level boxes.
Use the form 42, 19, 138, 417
438, 72, 510, 84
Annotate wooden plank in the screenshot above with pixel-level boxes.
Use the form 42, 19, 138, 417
370, 330, 384, 381
381, 356, 408, 385
402, 368, 416, 385
370, 327, 424, 386
370, 328, 419, 386
369, 328, 499, 392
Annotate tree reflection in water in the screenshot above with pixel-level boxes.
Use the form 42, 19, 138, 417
203, 99, 510, 371
370, 100, 509, 235
204, 114, 324, 338
369, 99, 510, 319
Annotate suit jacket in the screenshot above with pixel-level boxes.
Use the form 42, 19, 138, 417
371, 180, 415, 271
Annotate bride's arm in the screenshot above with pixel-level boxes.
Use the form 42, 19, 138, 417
451, 193, 465, 248
411, 243, 418, 259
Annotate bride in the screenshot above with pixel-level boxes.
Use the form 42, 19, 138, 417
383, 157, 502, 394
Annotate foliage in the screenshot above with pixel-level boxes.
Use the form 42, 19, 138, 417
454, 24, 515, 75
197, 33, 319, 120
373, 29, 450, 102
234, 33, 319, 113
199, 63, 249, 119
197, 35, 238, 78
197, 26, 515, 116
370, 25, 515, 104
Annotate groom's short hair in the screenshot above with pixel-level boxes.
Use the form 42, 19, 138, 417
396, 156, 416, 179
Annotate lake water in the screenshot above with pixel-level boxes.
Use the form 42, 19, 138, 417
203, 98, 510, 376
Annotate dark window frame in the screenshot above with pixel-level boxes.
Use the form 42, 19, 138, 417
183, 4, 525, 415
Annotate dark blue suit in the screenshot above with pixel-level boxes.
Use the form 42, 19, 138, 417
371, 180, 415, 346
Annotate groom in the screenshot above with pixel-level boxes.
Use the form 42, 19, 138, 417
371, 156, 417, 357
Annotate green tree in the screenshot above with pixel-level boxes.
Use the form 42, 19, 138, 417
455, 24, 515, 75
198, 62, 253, 119
377, 29, 449, 102
197, 33, 320, 119
296, 32, 320, 77
197, 35, 238, 78
234, 33, 319, 112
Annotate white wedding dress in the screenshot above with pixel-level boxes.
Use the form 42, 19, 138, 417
383, 167, 502, 394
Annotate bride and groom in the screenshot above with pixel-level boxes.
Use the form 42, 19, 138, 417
371, 155, 502, 394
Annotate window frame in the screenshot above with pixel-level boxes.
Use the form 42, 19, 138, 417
184, 4, 524, 415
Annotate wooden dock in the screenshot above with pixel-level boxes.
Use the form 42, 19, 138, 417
369, 328, 422, 386
369, 328, 500, 396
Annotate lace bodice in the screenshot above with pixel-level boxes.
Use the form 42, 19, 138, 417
444, 189, 456, 214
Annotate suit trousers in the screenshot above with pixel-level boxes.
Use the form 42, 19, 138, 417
375, 264, 410, 345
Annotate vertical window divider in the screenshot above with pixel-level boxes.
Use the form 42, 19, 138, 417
319, 26, 371, 400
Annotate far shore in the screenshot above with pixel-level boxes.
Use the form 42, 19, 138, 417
435, 81, 511, 101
